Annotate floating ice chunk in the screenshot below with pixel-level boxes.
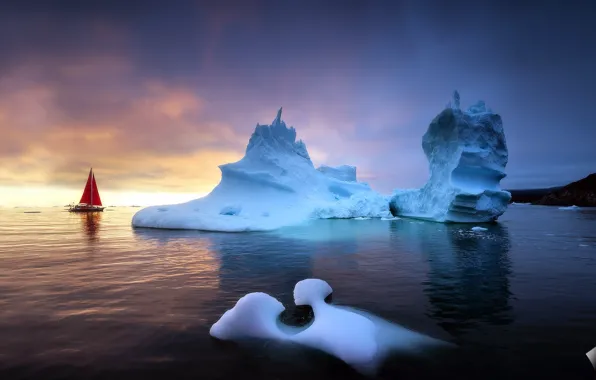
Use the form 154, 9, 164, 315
391, 92, 511, 223
559, 205, 580, 210
293, 278, 333, 306
354, 217, 372, 220
341, 306, 454, 356
381, 216, 400, 220
291, 279, 378, 367
210, 278, 453, 374
471, 226, 488, 232
209, 292, 286, 340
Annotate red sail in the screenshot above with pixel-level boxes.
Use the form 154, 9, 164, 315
78, 169, 103, 206
79, 169, 93, 205
90, 174, 102, 206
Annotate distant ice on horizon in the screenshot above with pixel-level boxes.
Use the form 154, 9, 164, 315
559, 205, 580, 210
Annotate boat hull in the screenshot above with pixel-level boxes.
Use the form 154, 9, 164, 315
68, 205, 105, 212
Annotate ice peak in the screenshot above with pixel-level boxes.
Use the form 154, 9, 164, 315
245, 108, 312, 162
448, 90, 461, 110
273, 107, 283, 125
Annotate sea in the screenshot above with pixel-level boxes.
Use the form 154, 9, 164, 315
0, 205, 595, 380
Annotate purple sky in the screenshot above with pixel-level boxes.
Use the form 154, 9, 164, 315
1, 0, 595, 201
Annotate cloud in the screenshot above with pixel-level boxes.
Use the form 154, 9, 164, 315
0, 47, 425, 198
0, 57, 246, 193
2, 0, 594, 203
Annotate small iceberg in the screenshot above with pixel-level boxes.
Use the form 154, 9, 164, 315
559, 205, 580, 210
210, 279, 452, 374
471, 226, 488, 232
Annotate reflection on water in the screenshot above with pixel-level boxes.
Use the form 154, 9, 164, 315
132, 227, 204, 245
80, 212, 102, 242
1, 207, 596, 380
420, 224, 513, 336
133, 228, 314, 306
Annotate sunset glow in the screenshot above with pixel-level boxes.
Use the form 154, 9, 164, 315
1, 1, 595, 207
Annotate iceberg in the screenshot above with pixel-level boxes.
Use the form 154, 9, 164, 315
316, 165, 357, 182
559, 205, 580, 210
132, 108, 390, 232
210, 279, 452, 374
390, 91, 511, 223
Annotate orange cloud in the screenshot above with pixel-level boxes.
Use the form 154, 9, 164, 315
0, 58, 246, 197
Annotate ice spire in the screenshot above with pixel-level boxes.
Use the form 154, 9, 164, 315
273, 107, 283, 125
452, 90, 460, 110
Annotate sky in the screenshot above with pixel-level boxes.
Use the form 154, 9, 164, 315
1, 0, 595, 206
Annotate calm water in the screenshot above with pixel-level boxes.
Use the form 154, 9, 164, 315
0, 205, 595, 379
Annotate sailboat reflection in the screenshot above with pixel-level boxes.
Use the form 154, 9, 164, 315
80, 211, 102, 242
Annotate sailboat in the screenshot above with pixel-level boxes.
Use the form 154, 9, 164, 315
69, 168, 105, 212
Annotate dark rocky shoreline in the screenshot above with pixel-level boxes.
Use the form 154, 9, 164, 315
507, 173, 596, 207
508, 187, 561, 204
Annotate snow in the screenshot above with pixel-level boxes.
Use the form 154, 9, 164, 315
559, 205, 580, 210
209, 279, 452, 374
390, 91, 511, 223
471, 226, 488, 232
132, 108, 390, 232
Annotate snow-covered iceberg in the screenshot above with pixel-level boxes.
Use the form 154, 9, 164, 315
390, 91, 511, 223
317, 165, 357, 182
210, 279, 452, 374
132, 108, 390, 232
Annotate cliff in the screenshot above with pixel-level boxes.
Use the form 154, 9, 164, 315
534, 173, 596, 207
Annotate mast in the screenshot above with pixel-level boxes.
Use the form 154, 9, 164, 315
90, 168, 93, 206
89, 171, 102, 206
